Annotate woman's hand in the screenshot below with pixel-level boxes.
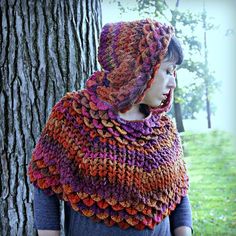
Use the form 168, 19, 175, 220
174, 226, 192, 236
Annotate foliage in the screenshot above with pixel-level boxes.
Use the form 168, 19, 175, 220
177, 85, 204, 119
135, 0, 168, 18
173, 8, 219, 120
177, 59, 220, 119
108, 0, 168, 19
182, 130, 236, 235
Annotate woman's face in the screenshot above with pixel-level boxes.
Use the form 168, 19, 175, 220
142, 59, 177, 108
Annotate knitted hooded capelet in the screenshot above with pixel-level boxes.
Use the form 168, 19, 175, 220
28, 19, 189, 231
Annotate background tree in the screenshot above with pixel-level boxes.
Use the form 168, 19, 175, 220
202, 0, 213, 128
0, 0, 102, 235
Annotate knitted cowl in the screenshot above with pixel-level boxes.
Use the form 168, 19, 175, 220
87, 18, 174, 113
27, 19, 189, 231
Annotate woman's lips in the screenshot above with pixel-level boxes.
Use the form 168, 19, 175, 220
162, 94, 168, 100
161, 91, 171, 103
163, 91, 170, 97
151, 90, 172, 111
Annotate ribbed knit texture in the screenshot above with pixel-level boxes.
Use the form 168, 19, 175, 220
27, 88, 189, 231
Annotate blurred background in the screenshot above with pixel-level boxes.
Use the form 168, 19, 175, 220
101, 0, 236, 235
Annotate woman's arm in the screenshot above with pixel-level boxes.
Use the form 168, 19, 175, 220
173, 226, 192, 236
169, 195, 193, 236
33, 186, 61, 234
37, 230, 60, 236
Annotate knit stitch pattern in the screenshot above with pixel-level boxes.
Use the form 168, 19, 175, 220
89, 19, 174, 113
28, 89, 189, 231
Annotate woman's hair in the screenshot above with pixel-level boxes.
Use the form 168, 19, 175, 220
164, 35, 183, 65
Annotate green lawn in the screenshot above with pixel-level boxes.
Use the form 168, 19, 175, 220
181, 130, 236, 236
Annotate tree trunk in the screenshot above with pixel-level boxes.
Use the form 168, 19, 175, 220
206, 87, 211, 128
202, 0, 211, 128
174, 100, 185, 132
173, 75, 185, 132
0, 0, 102, 235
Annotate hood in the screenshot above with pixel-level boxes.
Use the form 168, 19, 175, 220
86, 19, 174, 113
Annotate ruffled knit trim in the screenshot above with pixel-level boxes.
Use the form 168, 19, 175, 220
28, 89, 189, 230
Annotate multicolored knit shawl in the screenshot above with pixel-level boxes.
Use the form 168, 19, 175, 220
27, 88, 189, 231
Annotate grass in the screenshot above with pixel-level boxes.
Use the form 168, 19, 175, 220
181, 130, 236, 236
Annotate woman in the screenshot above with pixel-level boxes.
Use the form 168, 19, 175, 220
28, 19, 193, 236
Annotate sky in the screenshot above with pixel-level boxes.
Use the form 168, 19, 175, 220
101, 0, 236, 135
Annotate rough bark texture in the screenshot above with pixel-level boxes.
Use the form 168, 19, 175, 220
0, 0, 102, 235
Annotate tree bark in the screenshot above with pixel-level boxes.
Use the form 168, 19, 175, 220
0, 0, 102, 235
173, 76, 185, 132
174, 101, 185, 132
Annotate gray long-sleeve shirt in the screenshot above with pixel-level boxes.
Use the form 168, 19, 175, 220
33, 187, 192, 236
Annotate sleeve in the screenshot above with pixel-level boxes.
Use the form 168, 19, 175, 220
33, 186, 61, 230
169, 195, 193, 234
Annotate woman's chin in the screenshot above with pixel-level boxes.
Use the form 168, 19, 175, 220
149, 101, 163, 109
143, 100, 161, 108
149, 94, 172, 112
